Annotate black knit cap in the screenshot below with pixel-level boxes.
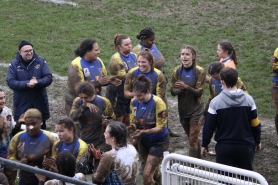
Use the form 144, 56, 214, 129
18, 40, 33, 50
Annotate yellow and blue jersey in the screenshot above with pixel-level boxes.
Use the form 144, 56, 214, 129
130, 95, 168, 139
171, 65, 205, 119
70, 95, 114, 144
132, 42, 164, 70
51, 137, 88, 161
125, 67, 166, 101
106, 52, 137, 115
109, 52, 137, 76
8, 130, 56, 166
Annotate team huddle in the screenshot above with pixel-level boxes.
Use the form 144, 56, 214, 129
1, 26, 275, 185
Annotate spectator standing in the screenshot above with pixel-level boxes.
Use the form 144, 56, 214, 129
6, 40, 52, 130
201, 68, 261, 171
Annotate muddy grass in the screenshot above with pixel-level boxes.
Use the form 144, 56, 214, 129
1, 74, 277, 184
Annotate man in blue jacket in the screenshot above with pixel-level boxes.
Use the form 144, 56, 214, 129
201, 67, 261, 172
6, 40, 52, 130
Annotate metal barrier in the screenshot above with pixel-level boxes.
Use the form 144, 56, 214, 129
0, 157, 92, 185
161, 153, 268, 185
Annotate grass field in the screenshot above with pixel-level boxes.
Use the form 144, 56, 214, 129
1, 0, 278, 183
1, 0, 277, 117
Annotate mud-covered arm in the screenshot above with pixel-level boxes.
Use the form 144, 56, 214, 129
92, 152, 114, 184
124, 70, 134, 99
170, 66, 183, 96
156, 71, 167, 99
7, 133, 21, 162
109, 55, 127, 81
70, 97, 87, 121
67, 61, 84, 95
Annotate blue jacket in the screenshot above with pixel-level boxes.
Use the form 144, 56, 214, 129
6, 52, 52, 121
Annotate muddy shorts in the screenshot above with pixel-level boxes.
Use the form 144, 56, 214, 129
271, 82, 278, 103
181, 114, 201, 125
138, 134, 169, 158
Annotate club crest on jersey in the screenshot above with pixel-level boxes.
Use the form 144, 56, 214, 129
83, 68, 91, 77
35, 64, 40, 69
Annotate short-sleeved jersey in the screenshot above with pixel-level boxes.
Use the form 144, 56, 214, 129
209, 77, 248, 100
8, 130, 56, 181
65, 56, 107, 112
106, 52, 137, 114
130, 95, 167, 139
51, 137, 88, 161
0, 106, 15, 158
125, 67, 167, 102
220, 57, 236, 69
70, 95, 114, 144
171, 65, 205, 120
109, 52, 137, 76
132, 42, 165, 71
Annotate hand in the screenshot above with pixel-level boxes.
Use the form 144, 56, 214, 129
85, 103, 99, 113
127, 124, 136, 134
132, 129, 143, 138
20, 154, 28, 164
255, 143, 262, 151
102, 117, 108, 127
201, 147, 208, 158
109, 77, 122, 86
198, 115, 205, 125
98, 76, 110, 85
34, 166, 46, 182
27, 76, 38, 88
175, 80, 187, 90
42, 155, 58, 172
88, 143, 101, 160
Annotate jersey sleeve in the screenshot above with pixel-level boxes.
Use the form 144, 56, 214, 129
7, 131, 23, 160
99, 58, 108, 77
236, 77, 248, 94
92, 151, 114, 184
67, 57, 85, 94
131, 44, 141, 57
124, 67, 137, 93
109, 53, 126, 76
154, 96, 167, 128
51, 140, 60, 159
70, 97, 86, 121
129, 98, 136, 124
100, 96, 115, 118
76, 139, 88, 161
155, 69, 167, 99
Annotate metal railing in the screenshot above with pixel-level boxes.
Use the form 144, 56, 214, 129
0, 157, 92, 185
161, 152, 268, 185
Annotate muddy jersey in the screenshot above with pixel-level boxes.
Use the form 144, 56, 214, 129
220, 57, 236, 69
70, 95, 114, 144
130, 95, 168, 139
0, 106, 15, 158
132, 42, 165, 71
171, 65, 206, 120
65, 57, 107, 115
106, 52, 137, 116
109, 52, 137, 76
125, 67, 167, 102
51, 137, 87, 161
8, 130, 56, 182
93, 144, 138, 184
